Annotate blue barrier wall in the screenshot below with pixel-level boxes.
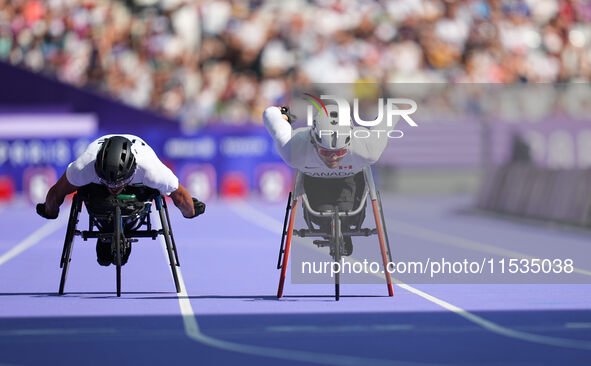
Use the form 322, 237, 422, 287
0, 62, 285, 200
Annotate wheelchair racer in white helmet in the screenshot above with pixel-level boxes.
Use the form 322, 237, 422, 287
309, 104, 354, 169
263, 104, 398, 255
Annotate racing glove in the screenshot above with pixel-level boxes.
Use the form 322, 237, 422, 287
188, 198, 206, 218
280, 106, 297, 124
36, 203, 58, 220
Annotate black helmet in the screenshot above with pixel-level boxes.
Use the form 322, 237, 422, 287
94, 136, 137, 188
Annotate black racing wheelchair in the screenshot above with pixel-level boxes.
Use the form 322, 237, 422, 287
59, 184, 180, 297
276, 167, 394, 301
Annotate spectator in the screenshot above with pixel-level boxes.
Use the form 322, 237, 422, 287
1, 0, 590, 126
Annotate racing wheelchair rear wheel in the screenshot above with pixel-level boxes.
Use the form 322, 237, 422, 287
156, 196, 181, 293
59, 195, 82, 295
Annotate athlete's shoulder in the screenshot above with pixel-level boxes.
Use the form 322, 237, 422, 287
292, 127, 312, 138
288, 127, 314, 148
128, 136, 150, 149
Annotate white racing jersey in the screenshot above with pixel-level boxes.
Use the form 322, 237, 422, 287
66, 134, 179, 195
263, 106, 394, 178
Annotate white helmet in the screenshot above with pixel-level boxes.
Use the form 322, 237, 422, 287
310, 104, 353, 150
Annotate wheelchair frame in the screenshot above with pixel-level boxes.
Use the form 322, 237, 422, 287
276, 167, 394, 301
58, 188, 181, 297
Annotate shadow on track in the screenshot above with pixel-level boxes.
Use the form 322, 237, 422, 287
1, 310, 591, 365
0, 291, 176, 298
112, 294, 389, 301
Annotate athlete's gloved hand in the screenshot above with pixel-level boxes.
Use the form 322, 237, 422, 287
280, 106, 296, 124
36, 203, 58, 220
187, 198, 205, 218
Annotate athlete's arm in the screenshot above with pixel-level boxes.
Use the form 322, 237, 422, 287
263, 106, 292, 148
354, 117, 400, 164
136, 141, 204, 218
40, 172, 78, 218
169, 184, 198, 218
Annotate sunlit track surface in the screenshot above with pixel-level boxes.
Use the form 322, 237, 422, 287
1, 195, 590, 365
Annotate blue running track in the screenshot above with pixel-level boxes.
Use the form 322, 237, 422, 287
0, 195, 590, 366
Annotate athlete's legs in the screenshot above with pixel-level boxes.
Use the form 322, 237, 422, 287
302, 173, 365, 255
303, 172, 365, 222
80, 184, 139, 266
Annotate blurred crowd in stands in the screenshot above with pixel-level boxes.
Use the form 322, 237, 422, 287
1, 0, 591, 128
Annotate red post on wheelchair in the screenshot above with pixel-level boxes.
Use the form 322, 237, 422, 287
371, 198, 394, 296
277, 198, 298, 298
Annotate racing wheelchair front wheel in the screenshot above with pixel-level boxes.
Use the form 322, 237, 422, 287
114, 206, 123, 297
331, 206, 342, 301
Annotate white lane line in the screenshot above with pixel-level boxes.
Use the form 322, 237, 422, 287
388, 219, 591, 277
0, 215, 67, 267
231, 203, 591, 351
565, 323, 591, 329
393, 280, 591, 351
267, 324, 414, 333
155, 214, 434, 366
0, 328, 117, 336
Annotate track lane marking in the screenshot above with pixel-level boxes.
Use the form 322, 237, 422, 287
0, 214, 67, 267
231, 203, 591, 351
0, 328, 117, 336
0, 207, 65, 366
388, 219, 591, 277
154, 212, 435, 366
266, 324, 414, 333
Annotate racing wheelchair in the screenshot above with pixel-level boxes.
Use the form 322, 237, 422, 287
276, 167, 394, 301
58, 184, 181, 297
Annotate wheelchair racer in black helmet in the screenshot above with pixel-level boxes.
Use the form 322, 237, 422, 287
36, 134, 205, 266
94, 136, 138, 195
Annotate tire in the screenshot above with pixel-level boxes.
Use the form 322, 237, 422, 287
115, 206, 122, 297
377, 191, 393, 263
59, 197, 80, 295
162, 199, 180, 266
332, 208, 341, 301
277, 192, 292, 270
159, 203, 180, 293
